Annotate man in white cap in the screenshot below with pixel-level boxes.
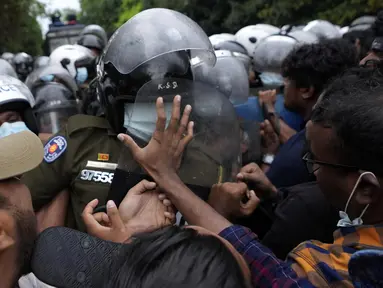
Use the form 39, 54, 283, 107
0, 131, 44, 288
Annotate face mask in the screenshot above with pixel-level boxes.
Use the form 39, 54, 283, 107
259, 72, 284, 87
124, 103, 172, 142
76, 67, 88, 84
40, 74, 54, 82
337, 171, 376, 228
0, 121, 29, 139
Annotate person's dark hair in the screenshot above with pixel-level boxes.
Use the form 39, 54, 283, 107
107, 226, 250, 288
281, 39, 358, 96
343, 29, 375, 60
311, 63, 383, 174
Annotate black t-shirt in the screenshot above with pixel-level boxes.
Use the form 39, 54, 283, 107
261, 182, 338, 259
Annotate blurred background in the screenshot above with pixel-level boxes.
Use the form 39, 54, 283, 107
1, 0, 382, 56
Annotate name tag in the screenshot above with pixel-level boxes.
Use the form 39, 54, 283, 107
86, 161, 117, 170
80, 169, 114, 184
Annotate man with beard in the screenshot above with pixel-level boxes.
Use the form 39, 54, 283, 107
0, 130, 44, 288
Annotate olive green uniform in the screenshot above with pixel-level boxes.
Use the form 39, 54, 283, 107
22, 115, 228, 232
22, 114, 123, 232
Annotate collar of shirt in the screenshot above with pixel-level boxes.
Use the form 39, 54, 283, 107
287, 224, 383, 287
333, 225, 383, 248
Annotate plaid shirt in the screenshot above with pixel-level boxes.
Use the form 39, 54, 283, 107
220, 225, 315, 287
220, 225, 383, 288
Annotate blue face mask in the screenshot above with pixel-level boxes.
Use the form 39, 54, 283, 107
259, 72, 284, 87
76, 67, 88, 84
0, 121, 29, 139
40, 74, 55, 82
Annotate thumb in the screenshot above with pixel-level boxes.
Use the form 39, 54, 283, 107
130, 180, 157, 195
117, 133, 141, 156
241, 190, 261, 215
237, 172, 256, 183
106, 200, 125, 228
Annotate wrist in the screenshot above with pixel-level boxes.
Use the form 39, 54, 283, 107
265, 104, 276, 113
262, 154, 275, 165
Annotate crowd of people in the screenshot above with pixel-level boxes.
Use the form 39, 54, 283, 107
0, 6, 383, 288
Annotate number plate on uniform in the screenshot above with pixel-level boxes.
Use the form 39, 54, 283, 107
80, 170, 114, 184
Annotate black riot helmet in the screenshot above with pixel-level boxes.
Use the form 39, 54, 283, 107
97, 8, 215, 133
13, 52, 34, 81
77, 25, 108, 54
34, 86, 80, 134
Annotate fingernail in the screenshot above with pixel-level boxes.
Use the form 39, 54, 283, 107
107, 200, 116, 209
185, 104, 191, 111
190, 121, 194, 127
237, 173, 243, 179
175, 95, 181, 102
117, 134, 124, 142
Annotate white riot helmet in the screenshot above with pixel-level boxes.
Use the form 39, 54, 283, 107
0, 75, 38, 134
209, 34, 236, 46
303, 20, 341, 39
49, 44, 96, 85
235, 24, 280, 56
1, 53, 14, 64
0, 59, 18, 78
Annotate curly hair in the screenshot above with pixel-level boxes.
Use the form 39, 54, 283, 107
281, 39, 358, 96
311, 63, 383, 174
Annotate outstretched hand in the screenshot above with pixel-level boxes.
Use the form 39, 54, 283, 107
117, 95, 194, 182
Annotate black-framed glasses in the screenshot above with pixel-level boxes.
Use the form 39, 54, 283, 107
302, 151, 358, 174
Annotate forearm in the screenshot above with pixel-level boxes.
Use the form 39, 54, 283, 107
278, 120, 297, 144
157, 174, 232, 234
266, 105, 297, 144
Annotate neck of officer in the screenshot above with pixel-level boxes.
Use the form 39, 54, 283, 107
0, 249, 18, 288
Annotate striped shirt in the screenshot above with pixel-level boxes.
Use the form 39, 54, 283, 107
220, 225, 383, 287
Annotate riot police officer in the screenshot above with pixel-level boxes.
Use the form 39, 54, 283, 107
49, 44, 96, 87
26, 65, 80, 143
0, 75, 38, 136
77, 24, 108, 56
13, 52, 34, 81
22, 8, 239, 232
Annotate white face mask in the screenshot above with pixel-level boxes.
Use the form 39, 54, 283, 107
124, 103, 172, 142
337, 171, 377, 228
0, 121, 29, 139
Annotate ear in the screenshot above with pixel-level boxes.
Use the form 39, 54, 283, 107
355, 173, 381, 206
299, 86, 315, 100
0, 211, 15, 251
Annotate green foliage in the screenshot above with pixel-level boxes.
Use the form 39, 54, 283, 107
0, 0, 44, 55
79, 0, 123, 34
117, 0, 143, 26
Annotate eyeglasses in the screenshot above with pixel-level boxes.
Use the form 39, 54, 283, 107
302, 151, 358, 174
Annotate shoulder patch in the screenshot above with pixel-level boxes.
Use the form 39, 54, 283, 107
44, 136, 67, 163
